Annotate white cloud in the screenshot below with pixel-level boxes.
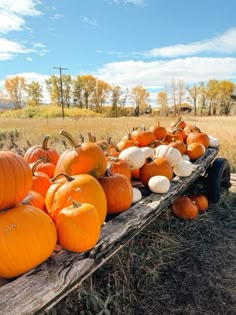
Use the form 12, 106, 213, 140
96, 57, 236, 89
0, 0, 41, 16
110, 0, 146, 7
0, 38, 48, 60
80, 16, 97, 26
26, 57, 32, 61
144, 28, 236, 58
0, 11, 25, 33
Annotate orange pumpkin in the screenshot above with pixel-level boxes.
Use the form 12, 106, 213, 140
131, 126, 155, 147
185, 143, 205, 160
31, 161, 51, 198
54, 130, 107, 178
98, 172, 133, 214
171, 196, 198, 220
116, 133, 138, 151
45, 173, 107, 225
186, 130, 209, 149
18, 190, 45, 211
57, 199, 100, 253
0, 151, 33, 211
149, 122, 167, 140
0, 205, 57, 278
24, 135, 59, 165
168, 140, 187, 154
106, 157, 132, 180
190, 195, 208, 211
139, 157, 173, 186
30, 159, 56, 178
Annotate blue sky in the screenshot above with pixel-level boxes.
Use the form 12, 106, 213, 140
0, 0, 236, 103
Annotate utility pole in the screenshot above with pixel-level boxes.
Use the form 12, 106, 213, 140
53, 66, 68, 119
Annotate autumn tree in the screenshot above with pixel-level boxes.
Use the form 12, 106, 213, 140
217, 80, 236, 115
26, 81, 43, 106
4, 76, 26, 109
130, 85, 150, 116
92, 79, 111, 112
170, 79, 177, 115
73, 75, 83, 108
186, 83, 200, 116
62, 74, 72, 108
157, 91, 168, 115
206, 79, 219, 115
177, 80, 185, 110
110, 85, 122, 117
45, 75, 60, 105
79, 75, 97, 109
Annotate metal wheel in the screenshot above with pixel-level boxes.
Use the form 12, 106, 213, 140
206, 158, 231, 203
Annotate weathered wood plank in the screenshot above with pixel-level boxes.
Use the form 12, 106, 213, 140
0, 148, 219, 315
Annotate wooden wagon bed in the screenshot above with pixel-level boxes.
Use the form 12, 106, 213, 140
0, 148, 227, 315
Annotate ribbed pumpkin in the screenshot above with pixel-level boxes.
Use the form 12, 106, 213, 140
171, 196, 198, 220
190, 195, 208, 211
139, 157, 173, 186
45, 173, 107, 225
0, 205, 57, 278
0, 151, 33, 211
54, 130, 107, 179
30, 159, 56, 178
98, 171, 133, 215
23, 135, 59, 165
18, 190, 45, 211
57, 199, 100, 253
154, 145, 182, 166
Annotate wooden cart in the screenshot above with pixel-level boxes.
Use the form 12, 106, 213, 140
0, 147, 231, 315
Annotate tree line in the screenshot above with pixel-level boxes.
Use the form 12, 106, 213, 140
0, 74, 235, 116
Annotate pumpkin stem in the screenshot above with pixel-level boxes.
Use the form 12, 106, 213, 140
50, 173, 75, 183
59, 130, 79, 148
173, 117, 182, 127
68, 197, 82, 208
42, 135, 50, 150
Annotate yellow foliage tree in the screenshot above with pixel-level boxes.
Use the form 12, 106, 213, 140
4, 76, 26, 109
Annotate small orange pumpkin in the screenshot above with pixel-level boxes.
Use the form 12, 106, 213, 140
98, 171, 133, 215
186, 129, 209, 149
185, 143, 205, 160
171, 196, 198, 220
24, 135, 59, 165
149, 122, 167, 140
190, 195, 208, 211
18, 190, 45, 211
106, 157, 132, 181
57, 199, 100, 253
131, 126, 155, 147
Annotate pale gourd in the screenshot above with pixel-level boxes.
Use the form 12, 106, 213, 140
140, 146, 155, 159
148, 175, 170, 193
208, 135, 219, 148
182, 154, 190, 161
173, 160, 193, 177
154, 145, 182, 166
119, 147, 145, 170
132, 187, 142, 204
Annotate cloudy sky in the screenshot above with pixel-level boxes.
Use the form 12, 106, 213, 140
0, 0, 236, 103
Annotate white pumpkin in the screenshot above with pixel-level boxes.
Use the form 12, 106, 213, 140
173, 160, 193, 177
119, 146, 145, 170
132, 187, 142, 204
141, 146, 155, 159
154, 145, 182, 166
148, 175, 170, 193
182, 154, 190, 161
208, 135, 219, 148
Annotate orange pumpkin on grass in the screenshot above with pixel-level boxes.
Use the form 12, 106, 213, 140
171, 196, 198, 220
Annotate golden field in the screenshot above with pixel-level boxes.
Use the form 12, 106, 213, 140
0, 115, 236, 171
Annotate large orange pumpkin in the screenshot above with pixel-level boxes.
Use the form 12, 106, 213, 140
171, 196, 198, 220
23, 135, 59, 165
106, 157, 132, 180
54, 130, 107, 179
0, 151, 33, 211
131, 126, 155, 147
186, 130, 209, 149
45, 173, 107, 225
0, 205, 57, 278
57, 199, 100, 253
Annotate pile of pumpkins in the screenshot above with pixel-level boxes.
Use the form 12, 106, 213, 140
0, 117, 219, 279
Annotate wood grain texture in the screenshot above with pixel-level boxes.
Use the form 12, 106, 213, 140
0, 148, 219, 315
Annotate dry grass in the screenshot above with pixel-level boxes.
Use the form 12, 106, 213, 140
0, 115, 235, 171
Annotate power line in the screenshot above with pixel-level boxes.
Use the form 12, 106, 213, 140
53, 66, 68, 119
